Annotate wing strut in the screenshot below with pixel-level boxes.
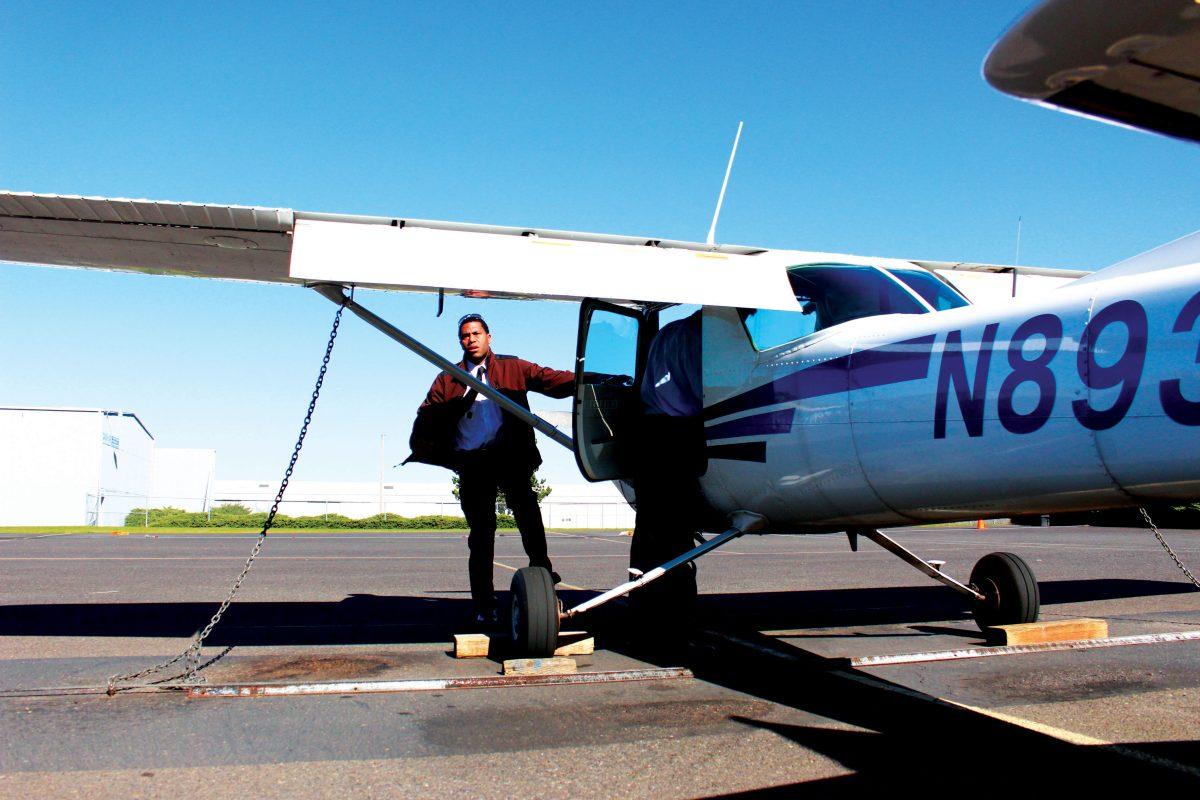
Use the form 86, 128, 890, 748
309, 283, 573, 451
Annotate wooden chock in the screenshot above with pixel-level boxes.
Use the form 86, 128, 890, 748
503, 656, 577, 676
989, 618, 1109, 646
554, 631, 595, 657
455, 631, 595, 659
453, 633, 493, 659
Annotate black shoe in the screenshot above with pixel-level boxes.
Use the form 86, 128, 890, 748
471, 608, 498, 630
551, 571, 562, 585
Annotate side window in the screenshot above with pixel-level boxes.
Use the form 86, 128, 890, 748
887, 268, 969, 311
739, 305, 819, 351
582, 309, 639, 381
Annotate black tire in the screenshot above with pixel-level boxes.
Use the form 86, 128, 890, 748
969, 551, 1040, 631
510, 567, 559, 657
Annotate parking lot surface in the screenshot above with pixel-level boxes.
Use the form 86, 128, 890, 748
2, 524, 1198, 796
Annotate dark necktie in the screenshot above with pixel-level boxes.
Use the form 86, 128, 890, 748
467, 368, 486, 419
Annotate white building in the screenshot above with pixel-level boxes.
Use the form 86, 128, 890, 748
152, 448, 217, 512
0, 406, 633, 528
0, 406, 154, 526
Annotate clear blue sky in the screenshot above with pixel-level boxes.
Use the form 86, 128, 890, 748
2, 1, 1197, 489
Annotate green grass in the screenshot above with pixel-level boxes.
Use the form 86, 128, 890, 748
0, 526, 471, 535
0, 526, 627, 535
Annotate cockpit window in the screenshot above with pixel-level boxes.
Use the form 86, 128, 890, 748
887, 268, 970, 311
739, 263, 928, 351
787, 264, 927, 329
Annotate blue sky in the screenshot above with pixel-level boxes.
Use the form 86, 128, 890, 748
2, 1, 1197, 489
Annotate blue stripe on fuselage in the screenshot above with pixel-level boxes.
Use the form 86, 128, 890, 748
705, 408, 795, 441
703, 334, 936, 423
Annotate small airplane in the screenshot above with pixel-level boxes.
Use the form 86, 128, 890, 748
3, 0, 1198, 657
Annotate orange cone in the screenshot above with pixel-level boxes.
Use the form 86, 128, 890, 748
976, 519, 987, 530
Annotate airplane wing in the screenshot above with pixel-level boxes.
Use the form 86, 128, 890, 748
0, 190, 802, 312
0, 190, 1088, 310
984, 0, 1200, 145
0, 191, 295, 283
910, 259, 1088, 305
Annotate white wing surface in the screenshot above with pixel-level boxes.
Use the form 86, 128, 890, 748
0, 190, 1085, 310
289, 219, 804, 311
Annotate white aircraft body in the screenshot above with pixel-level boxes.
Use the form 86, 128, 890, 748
3, 0, 1198, 656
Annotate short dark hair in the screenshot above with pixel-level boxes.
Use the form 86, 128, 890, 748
458, 313, 489, 334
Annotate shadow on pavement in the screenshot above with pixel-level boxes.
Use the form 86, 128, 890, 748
702, 714, 1198, 793
4, 576, 1197, 786
2, 579, 1193, 647
694, 578, 1195, 631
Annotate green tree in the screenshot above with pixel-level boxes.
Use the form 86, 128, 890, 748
451, 471, 552, 513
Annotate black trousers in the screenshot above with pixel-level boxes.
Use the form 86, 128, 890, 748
457, 449, 553, 611
629, 415, 705, 626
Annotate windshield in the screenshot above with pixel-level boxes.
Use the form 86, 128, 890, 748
739, 263, 928, 351
887, 268, 970, 311
787, 264, 926, 329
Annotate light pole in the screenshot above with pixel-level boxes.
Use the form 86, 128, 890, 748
379, 434, 386, 518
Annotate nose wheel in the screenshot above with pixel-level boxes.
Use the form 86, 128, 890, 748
969, 551, 1040, 630
510, 567, 560, 657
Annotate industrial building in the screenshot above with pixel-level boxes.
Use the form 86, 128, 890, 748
0, 406, 632, 528
0, 406, 156, 526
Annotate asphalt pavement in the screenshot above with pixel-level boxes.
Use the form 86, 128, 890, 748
2, 524, 1199, 796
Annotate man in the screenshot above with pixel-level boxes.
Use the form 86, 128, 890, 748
630, 309, 705, 643
407, 313, 575, 626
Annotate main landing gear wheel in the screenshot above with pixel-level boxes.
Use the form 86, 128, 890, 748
969, 551, 1040, 631
510, 566, 560, 657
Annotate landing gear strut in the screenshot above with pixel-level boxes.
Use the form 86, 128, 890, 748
508, 513, 768, 657
855, 528, 1040, 632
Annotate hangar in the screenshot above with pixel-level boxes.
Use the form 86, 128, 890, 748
0, 406, 631, 528
0, 406, 155, 526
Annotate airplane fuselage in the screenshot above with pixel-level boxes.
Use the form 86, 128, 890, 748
700, 263, 1200, 532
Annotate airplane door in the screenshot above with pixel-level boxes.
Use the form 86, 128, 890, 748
573, 300, 652, 481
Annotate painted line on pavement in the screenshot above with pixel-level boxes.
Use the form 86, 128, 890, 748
492, 559, 588, 591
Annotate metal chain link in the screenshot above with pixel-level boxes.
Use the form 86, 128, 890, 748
107, 300, 348, 694
1139, 506, 1200, 590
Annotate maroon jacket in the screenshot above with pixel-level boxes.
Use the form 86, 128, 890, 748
406, 352, 575, 472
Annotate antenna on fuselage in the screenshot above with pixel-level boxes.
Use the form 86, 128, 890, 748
705, 121, 743, 246
1012, 216, 1023, 297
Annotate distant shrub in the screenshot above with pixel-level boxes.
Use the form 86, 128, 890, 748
122, 507, 508, 530
209, 503, 252, 517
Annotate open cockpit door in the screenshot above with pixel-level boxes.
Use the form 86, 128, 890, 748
573, 300, 653, 481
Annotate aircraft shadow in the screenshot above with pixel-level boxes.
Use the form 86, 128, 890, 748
699, 715, 1198, 794
694, 578, 1196, 632
0, 578, 1191, 647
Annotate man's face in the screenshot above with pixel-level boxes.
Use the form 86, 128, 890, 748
459, 320, 492, 363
